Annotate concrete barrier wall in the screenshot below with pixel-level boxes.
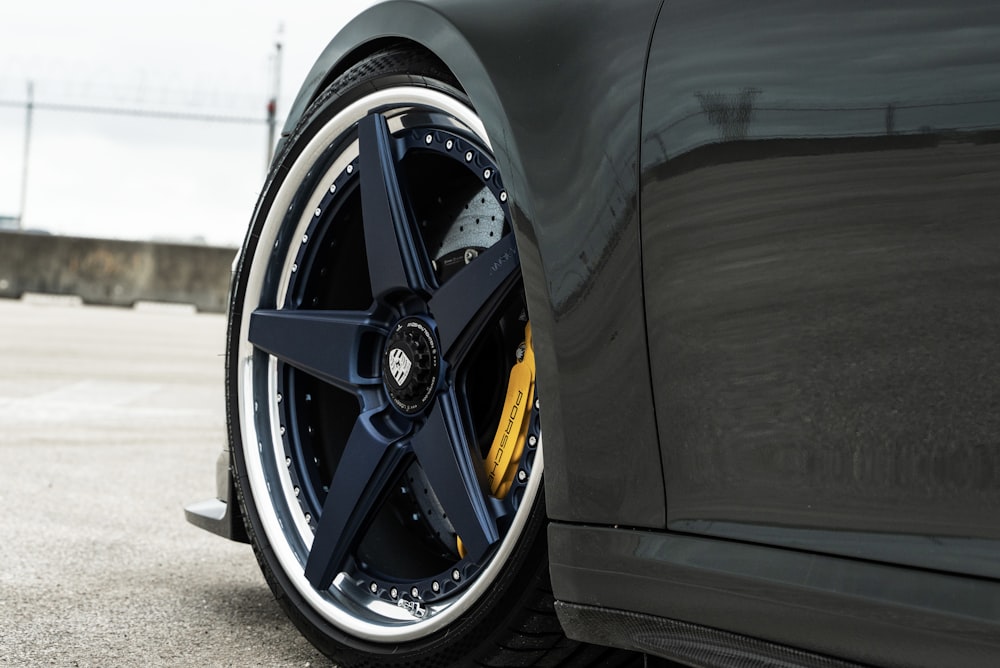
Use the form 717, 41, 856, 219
0, 231, 237, 313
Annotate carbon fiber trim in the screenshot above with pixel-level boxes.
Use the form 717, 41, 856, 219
555, 602, 867, 668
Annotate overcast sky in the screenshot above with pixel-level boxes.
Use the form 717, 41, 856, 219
0, 0, 374, 246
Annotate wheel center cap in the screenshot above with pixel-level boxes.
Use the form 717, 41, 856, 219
383, 317, 440, 415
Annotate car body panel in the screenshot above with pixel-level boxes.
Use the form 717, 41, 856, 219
640, 0, 1000, 570
545, 0, 1000, 662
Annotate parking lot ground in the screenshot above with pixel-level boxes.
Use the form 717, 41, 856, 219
0, 296, 330, 667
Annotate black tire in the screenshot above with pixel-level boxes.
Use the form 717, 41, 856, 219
226, 47, 639, 668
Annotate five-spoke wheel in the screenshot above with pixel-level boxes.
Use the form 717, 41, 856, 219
227, 49, 555, 666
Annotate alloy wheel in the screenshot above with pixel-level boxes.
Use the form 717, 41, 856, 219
232, 86, 543, 643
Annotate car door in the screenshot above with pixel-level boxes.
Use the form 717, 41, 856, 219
640, 0, 1000, 577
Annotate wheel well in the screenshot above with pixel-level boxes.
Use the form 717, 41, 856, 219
313, 38, 464, 109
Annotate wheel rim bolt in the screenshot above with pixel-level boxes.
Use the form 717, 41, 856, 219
500, 191, 508, 202
424, 133, 433, 144
465, 151, 473, 162
452, 569, 461, 582
294, 486, 300, 497
446, 139, 454, 150
346, 164, 353, 174
370, 582, 378, 594
390, 587, 398, 599
528, 435, 537, 447
285, 457, 291, 467
483, 168, 492, 179
518, 469, 527, 482
411, 587, 419, 598
432, 581, 440, 593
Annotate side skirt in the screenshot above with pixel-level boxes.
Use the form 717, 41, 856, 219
549, 523, 1000, 668
556, 602, 862, 668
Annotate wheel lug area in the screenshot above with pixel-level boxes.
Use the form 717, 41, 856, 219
382, 316, 441, 415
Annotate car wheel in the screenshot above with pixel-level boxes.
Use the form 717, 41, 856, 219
227, 47, 633, 667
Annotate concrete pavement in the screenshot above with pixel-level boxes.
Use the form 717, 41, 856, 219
0, 296, 330, 667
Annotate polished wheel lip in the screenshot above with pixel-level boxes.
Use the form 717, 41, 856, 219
234, 86, 544, 642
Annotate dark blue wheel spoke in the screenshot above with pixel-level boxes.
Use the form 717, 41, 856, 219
305, 410, 407, 590
359, 113, 433, 298
410, 393, 500, 562
428, 233, 520, 357
249, 309, 386, 392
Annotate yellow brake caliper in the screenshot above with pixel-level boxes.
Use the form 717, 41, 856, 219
457, 323, 535, 558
